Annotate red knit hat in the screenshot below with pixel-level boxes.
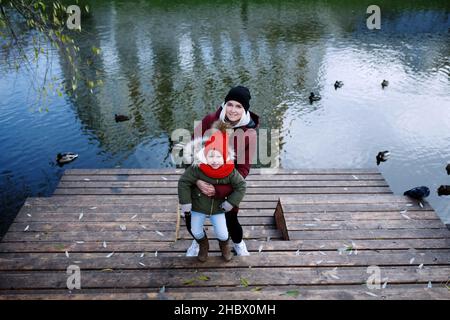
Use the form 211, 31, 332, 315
199, 127, 235, 179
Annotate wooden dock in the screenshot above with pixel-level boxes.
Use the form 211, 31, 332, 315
0, 168, 449, 300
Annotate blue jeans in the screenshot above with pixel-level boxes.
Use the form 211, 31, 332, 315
190, 211, 229, 241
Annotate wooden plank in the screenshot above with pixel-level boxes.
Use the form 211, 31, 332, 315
287, 229, 450, 240
285, 220, 446, 231
1, 238, 449, 253
282, 211, 439, 221
61, 174, 385, 182
2, 229, 282, 242
64, 168, 382, 175
0, 250, 448, 271
0, 286, 448, 300
0, 266, 448, 289
57, 180, 389, 188
53, 186, 392, 195
274, 200, 289, 240
15, 211, 275, 223
7, 223, 274, 233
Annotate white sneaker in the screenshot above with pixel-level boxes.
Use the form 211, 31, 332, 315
233, 241, 250, 256
186, 240, 199, 257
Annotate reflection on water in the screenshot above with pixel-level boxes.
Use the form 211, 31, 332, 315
0, 0, 449, 237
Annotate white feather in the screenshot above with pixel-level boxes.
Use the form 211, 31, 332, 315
106, 252, 114, 258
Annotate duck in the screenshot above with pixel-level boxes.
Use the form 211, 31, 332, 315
403, 186, 430, 200
446, 163, 450, 175
381, 80, 389, 89
56, 152, 78, 165
115, 114, 130, 122
334, 81, 344, 90
437, 185, 450, 196
309, 92, 321, 103
376, 150, 390, 166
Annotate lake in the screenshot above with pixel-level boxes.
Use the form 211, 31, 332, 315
0, 0, 449, 237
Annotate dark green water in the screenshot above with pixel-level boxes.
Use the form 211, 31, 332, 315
1, 0, 449, 237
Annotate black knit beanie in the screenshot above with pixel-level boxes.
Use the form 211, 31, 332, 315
224, 85, 251, 111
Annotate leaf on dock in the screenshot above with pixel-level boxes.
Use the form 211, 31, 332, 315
197, 275, 210, 281
283, 290, 300, 298
240, 277, 249, 287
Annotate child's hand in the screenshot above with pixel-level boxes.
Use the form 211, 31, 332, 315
220, 201, 233, 212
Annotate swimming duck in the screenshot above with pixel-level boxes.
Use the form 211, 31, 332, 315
403, 186, 430, 200
376, 151, 390, 166
437, 185, 450, 196
309, 92, 321, 103
334, 81, 344, 90
115, 114, 130, 122
56, 152, 78, 165
446, 163, 450, 175
381, 80, 389, 89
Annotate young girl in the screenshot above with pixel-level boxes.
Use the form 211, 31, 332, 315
178, 121, 247, 262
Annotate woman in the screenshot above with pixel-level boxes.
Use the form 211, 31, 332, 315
185, 85, 260, 256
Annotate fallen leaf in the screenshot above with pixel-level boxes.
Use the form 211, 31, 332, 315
101, 268, 114, 272
251, 287, 263, 292
283, 290, 300, 298
156, 231, 164, 237
365, 291, 378, 297
197, 275, 210, 281
183, 279, 196, 285
240, 277, 249, 287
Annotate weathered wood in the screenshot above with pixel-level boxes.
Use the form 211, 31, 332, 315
2, 229, 282, 242
285, 220, 446, 231
1, 266, 448, 289
53, 186, 392, 195
61, 174, 385, 182
57, 180, 389, 188
287, 229, 450, 240
0, 285, 448, 300
64, 168, 382, 175
274, 200, 289, 240
2, 167, 449, 300
0, 250, 448, 271
1, 238, 449, 253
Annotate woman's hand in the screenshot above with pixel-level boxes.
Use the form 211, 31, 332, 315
196, 180, 216, 197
